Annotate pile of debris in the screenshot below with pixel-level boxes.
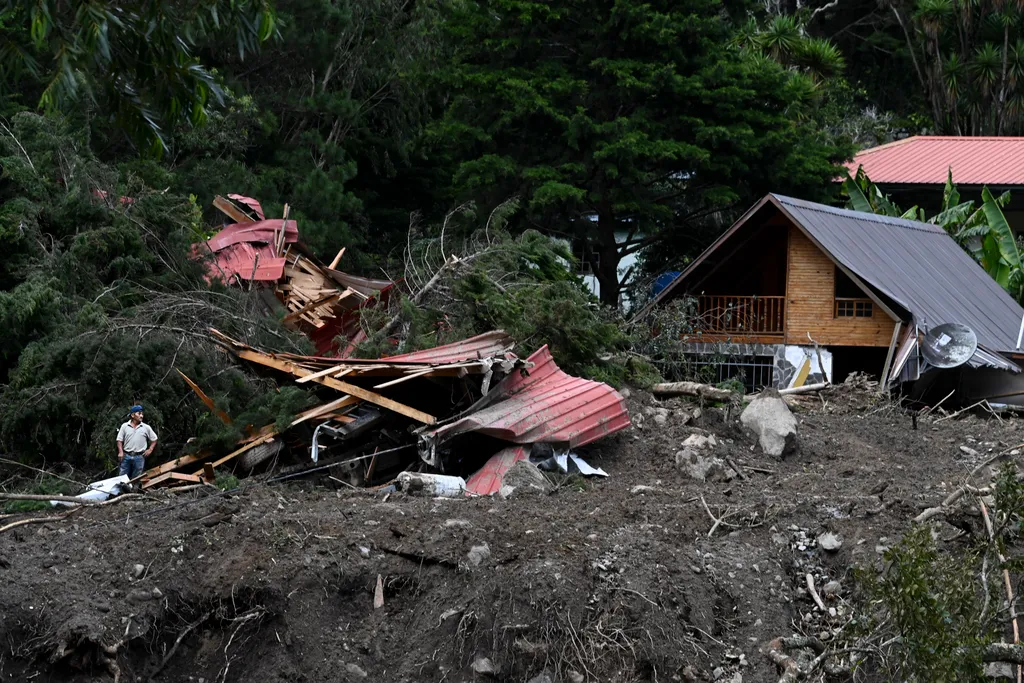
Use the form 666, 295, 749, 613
139, 329, 631, 495
196, 194, 393, 355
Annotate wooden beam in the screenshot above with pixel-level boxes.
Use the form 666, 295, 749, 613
328, 247, 346, 270
203, 463, 216, 482
288, 395, 360, 426
213, 195, 255, 224
177, 369, 232, 425
143, 472, 203, 489
233, 349, 437, 424
281, 291, 351, 324
142, 453, 208, 479
296, 365, 355, 384
880, 322, 902, 387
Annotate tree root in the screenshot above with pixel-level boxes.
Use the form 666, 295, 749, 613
765, 636, 825, 683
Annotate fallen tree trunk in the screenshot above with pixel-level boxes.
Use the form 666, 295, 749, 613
778, 383, 828, 396
651, 381, 734, 401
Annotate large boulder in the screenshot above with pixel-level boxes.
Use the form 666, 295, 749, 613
740, 389, 797, 456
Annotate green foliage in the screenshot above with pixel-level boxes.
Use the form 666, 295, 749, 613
214, 473, 240, 491
434, 0, 848, 304
844, 166, 1024, 303
0, 112, 308, 469
0, 0, 277, 151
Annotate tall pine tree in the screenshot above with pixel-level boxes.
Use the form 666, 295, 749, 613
435, 0, 849, 305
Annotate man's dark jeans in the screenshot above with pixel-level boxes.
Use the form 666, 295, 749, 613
119, 453, 145, 479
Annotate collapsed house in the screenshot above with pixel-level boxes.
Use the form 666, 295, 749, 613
642, 194, 1024, 405
141, 331, 630, 494
196, 194, 393, 355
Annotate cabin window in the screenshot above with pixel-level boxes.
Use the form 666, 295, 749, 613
834, 267, 873, 318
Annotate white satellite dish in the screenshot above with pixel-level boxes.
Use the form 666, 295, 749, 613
920, 322, 978, 369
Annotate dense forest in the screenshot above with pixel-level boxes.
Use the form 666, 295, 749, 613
0, 0, 1013, 467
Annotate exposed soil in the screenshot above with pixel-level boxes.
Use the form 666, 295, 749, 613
1, 385, 1020, 683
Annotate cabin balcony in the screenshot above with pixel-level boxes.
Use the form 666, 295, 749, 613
697, 295, 786, 339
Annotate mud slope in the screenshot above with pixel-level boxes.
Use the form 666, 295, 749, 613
1, 387, 1018, 683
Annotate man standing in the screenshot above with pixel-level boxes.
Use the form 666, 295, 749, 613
117, 405, 158, 480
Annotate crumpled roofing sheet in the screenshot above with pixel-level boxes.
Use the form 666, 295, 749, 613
420, 344, 631, 464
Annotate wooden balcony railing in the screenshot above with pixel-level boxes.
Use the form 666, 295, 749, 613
697, 295, 785, 337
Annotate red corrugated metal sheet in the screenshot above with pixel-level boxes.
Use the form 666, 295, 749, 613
205, 220, 298, 252
465, 446, 528, 496
846, 136, 1024, 185
382, 331, 516, 363
228, 194, 265, 220
424, 345, 631, 448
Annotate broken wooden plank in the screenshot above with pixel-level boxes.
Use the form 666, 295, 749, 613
282, 291, 351, 324
288, 395, 360, 426
203, 463, 216, 482
177, 369, 232, 425
142, 453, 208, 479
328, 247, 346, 269
143, 471, 203, 489
213, 195, 255, 224
233, 348, 437, 424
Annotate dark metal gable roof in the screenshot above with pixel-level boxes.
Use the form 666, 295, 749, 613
772, 194, 1024, 354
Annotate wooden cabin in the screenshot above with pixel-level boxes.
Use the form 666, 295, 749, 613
643, 194, 1024, 394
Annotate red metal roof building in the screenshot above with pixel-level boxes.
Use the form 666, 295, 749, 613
846, 136, 1024, 233
846, 136, 1024, 186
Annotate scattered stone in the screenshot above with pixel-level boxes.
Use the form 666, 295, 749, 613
502, 461, 552, 494
681, 665, 698, 682
822, 580, 841, 596
817, 532, 843, 552
739, 390, 797, 456
94, 601, 111, 613
471, 657, 498, 676
653, 413, 668, 427
358, 546, 370, 558
713, 667, 725, 679
467, 543, 491, 567
527, 673, 553, 683
127, 589, 154, 603
682, 433, 718, 450
345, 663, 368, 678
727, 674, 743, 683
630, 485, 656, 494
498, 485, 516, 500
133, 563, 145, 578
151, 587, 163, 599
676, 448, 727, 482
444, 519, 473, 528
619, 388, 631, 399
568, 671, 584, 683
41, 557, 57, 569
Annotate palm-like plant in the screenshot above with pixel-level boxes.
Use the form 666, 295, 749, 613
793, 38, 846, 82
759, 15, 801, 62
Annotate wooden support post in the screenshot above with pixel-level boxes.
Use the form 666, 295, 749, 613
880, 321, 902, 388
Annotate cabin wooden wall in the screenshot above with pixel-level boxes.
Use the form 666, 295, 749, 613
785, 226, 896, 347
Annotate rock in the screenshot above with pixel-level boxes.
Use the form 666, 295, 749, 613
682, 433, 718, 450
498, 485, 517, 500
728, 674, 743, 683
985, 662, 1016, 679
681, 665, 698, 682
713, 667, 725, 679
151, 587, 163, 599
568, 671, 584, 683
471, 657, 498, 676
502, 461, 552, 494
467, 543, 491, 567
527, 673, 554, 683
94, 601, 111, 613
817, 532, 843, 552
358, 546, 371, 558
676, 448, 727, 482
345, 663, 368, 679
630, 485, 656, 494
0, 555, 9, 569
127, 589, 154, 603
822, 580, 841, 596
444, 519, 473, 528
739, 390, 797, 456
133, 563, 145, 578
653, 413, 668, 427
619, 388, 631, 399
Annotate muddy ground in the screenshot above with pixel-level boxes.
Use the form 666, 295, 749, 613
0, 385, 1018, 683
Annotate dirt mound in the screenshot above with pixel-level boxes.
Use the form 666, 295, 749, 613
2, 388, 1020, 682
